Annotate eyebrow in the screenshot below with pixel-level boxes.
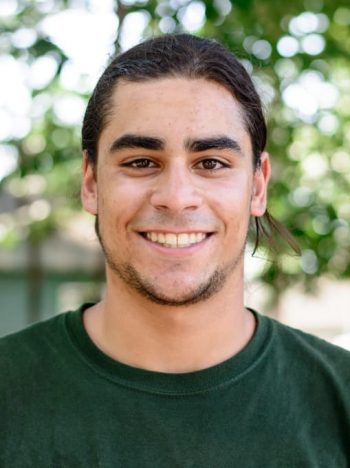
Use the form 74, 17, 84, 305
109, 134, 165, 153
108, 134, 242, 156
185, 136, 243, 155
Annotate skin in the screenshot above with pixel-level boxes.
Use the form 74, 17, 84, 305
81, 77, 270, 373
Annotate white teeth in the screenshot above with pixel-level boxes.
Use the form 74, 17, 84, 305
177, 233, 190, 246
165, 233, 177, 246
145, 232, 207, 248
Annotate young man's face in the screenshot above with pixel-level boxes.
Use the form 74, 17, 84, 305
82, 77, 269, 305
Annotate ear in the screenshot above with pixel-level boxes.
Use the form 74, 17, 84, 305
81, 150, 98, 215
250, 151, 271, 217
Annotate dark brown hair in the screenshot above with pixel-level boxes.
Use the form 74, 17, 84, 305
82, 34, 299, 255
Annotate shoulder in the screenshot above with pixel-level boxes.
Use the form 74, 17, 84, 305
270, 315, 350, 358
0, 311, 76, 387
0, 303, 91, 352
0, 312, 65, 354
265, 314, 350, 382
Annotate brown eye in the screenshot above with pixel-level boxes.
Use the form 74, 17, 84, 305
122, 158, 156, 168
197, 159, 228, 170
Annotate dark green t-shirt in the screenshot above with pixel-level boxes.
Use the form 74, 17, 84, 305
1, 305, 350, 467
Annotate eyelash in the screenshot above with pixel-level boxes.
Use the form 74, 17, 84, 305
121, 158, 230, 171
196, 158, 229, 170
122, 158, 157, 168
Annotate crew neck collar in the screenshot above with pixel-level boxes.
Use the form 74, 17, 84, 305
64, 304, 273, 396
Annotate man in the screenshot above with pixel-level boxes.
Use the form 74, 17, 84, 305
1, 34, 350, 467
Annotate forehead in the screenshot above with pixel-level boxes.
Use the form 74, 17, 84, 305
100, 77, 250, 151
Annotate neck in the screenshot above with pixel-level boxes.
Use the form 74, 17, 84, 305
83, 270, 256, 373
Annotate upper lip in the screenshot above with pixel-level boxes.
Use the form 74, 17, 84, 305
136, 229, 214, 234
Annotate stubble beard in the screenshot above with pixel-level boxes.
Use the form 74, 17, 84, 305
95, 217, 246, 307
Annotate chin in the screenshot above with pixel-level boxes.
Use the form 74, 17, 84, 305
111, 263, 228, 307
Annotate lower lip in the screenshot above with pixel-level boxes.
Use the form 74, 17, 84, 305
138, 233, 213, 256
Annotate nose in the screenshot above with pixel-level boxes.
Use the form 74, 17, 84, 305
149, 162, 203, 213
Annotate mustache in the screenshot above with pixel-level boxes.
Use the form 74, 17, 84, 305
130, 212, 219, 231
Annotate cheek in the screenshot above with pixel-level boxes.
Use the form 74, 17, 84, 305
209, 175, 252, 211
208, 177, 253, 236
97, 178, 149, 228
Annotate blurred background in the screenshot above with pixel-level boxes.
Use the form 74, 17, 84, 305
0, 0, 349, 346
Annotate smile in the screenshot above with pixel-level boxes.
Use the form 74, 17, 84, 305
142, 232, 210, 248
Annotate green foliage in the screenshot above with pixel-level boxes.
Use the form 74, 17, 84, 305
1, 0, 349, 301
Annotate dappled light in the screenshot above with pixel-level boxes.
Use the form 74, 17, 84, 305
0, 0, 349, 306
